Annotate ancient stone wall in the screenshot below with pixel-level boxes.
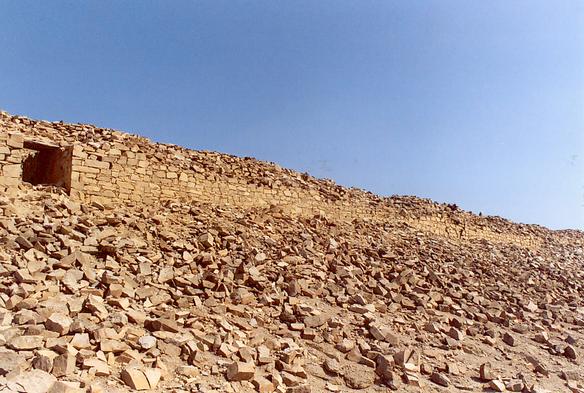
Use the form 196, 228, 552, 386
0, 132, 24, 188
0, 111, 547, 249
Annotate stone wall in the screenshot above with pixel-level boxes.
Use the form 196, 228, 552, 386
0, 132, 24, 188
0, 111, 549, 249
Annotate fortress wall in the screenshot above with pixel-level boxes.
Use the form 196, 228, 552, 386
71, 139, 389, 227
0, 113, 540, 249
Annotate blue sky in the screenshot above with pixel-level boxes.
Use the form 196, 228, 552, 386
1, 1, 582, 229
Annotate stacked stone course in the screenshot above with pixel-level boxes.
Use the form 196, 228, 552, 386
0, 110, 559, 249
0, 132, 24, 187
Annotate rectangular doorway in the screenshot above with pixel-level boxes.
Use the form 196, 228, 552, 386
22, 141, 73, 193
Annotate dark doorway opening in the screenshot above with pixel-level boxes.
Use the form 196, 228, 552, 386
22, 141, 72, 193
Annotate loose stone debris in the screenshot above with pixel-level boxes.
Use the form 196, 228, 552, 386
0, 112, 583, 392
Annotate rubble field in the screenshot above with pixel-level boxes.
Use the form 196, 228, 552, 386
0, 111, 582, 393
0, 184, 582, 393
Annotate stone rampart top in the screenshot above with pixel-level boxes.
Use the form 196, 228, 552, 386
1, 110, 582, 250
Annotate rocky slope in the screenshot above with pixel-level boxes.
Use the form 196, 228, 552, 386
0, 126, 583, 392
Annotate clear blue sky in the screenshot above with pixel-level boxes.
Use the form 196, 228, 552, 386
1, 1, 582, 229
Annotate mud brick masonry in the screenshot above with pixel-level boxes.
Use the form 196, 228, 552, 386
0, 110, 561, 249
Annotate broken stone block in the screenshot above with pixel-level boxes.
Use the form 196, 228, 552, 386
533, 331, 549, 344
369, 324, 399, 345
447, 327, 464, 341
70, 333, 91, 349
403, 371, 422, 387
100, 339, 130, 353
142, 368, 161, 389
303, 314, 328, 328
32, 350, 58, 372
488, 379, 506, 392
198, 233, 214, 248
7, 369, 56, 393
430, 371, 450, 387
45, 313, 73, 335
52, 352, 76, 377
564, 345, 577, 360
343, 364, 375, 389
252, 375, 275, 393
48, 381, 85, 393
176, 365, 199, 377
8, 335, 44, 350
226, 362, 255, 381
82, 358, 110, 376
147, 318, 179, 333
121, 367, 151, 390
479, 362, 493, 381
503, 332, 516, 346
257, 345, 272, 365
335, 338, 355, 353
393, 348, 418, 371
0, 350, 26, 375
138, 335, 157, 350
323, 358, 342, 375
506, 380, 524, 392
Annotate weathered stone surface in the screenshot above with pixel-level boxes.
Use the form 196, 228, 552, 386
430, 371, 450, 387
32, 350, 58, 372
226, 362, 255, 381
138, 335, 157, 350
503, 332, 516, 347
343, 364, 375, 389
48, 381, 85, 393
0, 110, 582, 393
7, 369, 56, 393
100, 339, 130, 353
121, 368, 150, 390
8, 335, 44, 350
369, 324, 399, 345
52, 353, 76, 377
0, 351, 26, 375
252, 375, 275, 393
488, 379, 506, 392
70, 333, 91, 349
45, 313, 73, 335
479, 362, 493, 381
82, 358, 110, 376
142, 368, 161, 389
564, 345, 577, 360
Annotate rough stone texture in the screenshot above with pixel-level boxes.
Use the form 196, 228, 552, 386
0, 111, 553, 249
0, 111, 583, 393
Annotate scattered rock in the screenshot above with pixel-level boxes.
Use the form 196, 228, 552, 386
0, 111, 582, 393
226, 362, 255, 381
430, 371, 451, 387
480, 362, 493, 381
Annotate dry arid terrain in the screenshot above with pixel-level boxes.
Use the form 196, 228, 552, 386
0, 112, 583, 393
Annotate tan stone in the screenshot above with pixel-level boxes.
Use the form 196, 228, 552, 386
226, 362, 255, 381
46, 313, 73, 335
7, 133, 24, 148
143, 368, 161, 389
3, 164, 22, 178
48, 381, 85, 393
121, 368, 150, 390
252, 375, 275, 393
70, 333, 91, 349
8, 335, 44, 350
52, 352, 76, 377
479, 362, 493, 381
488, 379, 506, 392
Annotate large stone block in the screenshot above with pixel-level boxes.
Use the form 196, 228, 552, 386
7, 133, 23, 148
85, 159, 110, 170
2, 164, 22, 178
